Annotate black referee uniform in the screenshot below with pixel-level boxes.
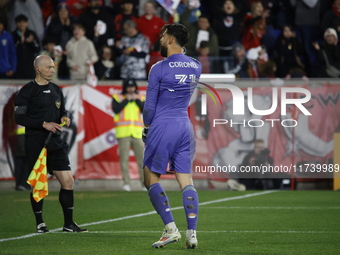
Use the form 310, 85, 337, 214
14, 80, 71, 174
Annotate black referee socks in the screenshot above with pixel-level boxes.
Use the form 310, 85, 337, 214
30, 192, 44, 225
59, 189, 74, 226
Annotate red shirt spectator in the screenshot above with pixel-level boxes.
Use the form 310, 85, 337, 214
114, 0, 138, 40
39, 0, 59, 24
241, 1, 268, 50
66, 0, 88, 17
138, 1, 167, 46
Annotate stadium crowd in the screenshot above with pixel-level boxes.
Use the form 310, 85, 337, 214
0, 0, 340, 81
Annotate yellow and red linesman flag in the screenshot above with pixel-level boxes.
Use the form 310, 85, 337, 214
26, 120, 66, 202
27, 147, 48, 202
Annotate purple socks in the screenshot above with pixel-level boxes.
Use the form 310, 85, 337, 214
148, 183, 199, 230
148, 183, 174, 225
182, 185, 199, 230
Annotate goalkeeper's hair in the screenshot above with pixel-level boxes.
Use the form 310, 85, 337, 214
161, 23, 190, 47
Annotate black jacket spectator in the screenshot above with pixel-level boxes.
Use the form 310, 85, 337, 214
46, 3, 76, 50
78, 0, 115, 50
321, 1, 340, 36
180, 9, 219, 57
319, 43, 340, 70
94, 46, 119, 80
12, 14, 40, 79
213, 0, 244, 56
274, 25, 305, 78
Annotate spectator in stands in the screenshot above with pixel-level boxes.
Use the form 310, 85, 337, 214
174, 0, 201, 24
94, 45, 119, 80
274, 25, 306, 79
180, 13, 219, 58
241, 1, 269, 50
66, 0, 88, 18
38, 0, 59, 25
247, 45, 277, 78
7, 0, 44, 43
136, 0, 170, 23
257, 58, 277, 78
113, 0, 138, 41
321, 0, 340, 37
113, 0, 139, 16
66, 23, 98, 80
197, 41, 211, 73
102, 0, 122, 17
78, 0, 115, 50
115, 20, 150, 80
213, 0, 243, 57
290, 0, 321, 77
313, 28, 340, 78
138, 1, 167, 47
257, 0, 283, 58
11, 14, 40, 79
0, 0, 9, 19
137, 0, 148, 16
0, 17, 16, 79
46, 2, 76, 79
46, 3, 76, 50
40, 36, 62, 80
240, 139, 276, 190
227, 42, 249, 78
244, 47, 259, 78
204, 0, 249, 25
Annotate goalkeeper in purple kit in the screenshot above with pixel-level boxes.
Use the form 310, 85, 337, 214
142, 23, 202, 249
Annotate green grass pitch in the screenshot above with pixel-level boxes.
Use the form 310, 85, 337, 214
0, 190, 339, 254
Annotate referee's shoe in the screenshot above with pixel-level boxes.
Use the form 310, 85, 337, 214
37, 223, 49, 233
63, 222, 88, 232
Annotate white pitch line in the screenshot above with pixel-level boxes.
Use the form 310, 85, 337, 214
0, 190, 276, 243
52, 230, 340, 234
80, 191, 277, 228
200, 206, 340, 210
198, 190, 276, 206
0, 233, 43, 243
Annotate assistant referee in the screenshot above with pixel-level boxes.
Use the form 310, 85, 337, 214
14, 55, 87, 233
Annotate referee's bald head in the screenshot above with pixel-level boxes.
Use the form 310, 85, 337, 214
34, 55, 53, 69
33, 55, 55, 82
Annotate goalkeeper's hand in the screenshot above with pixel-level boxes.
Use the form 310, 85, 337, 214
142, 127, 149, 143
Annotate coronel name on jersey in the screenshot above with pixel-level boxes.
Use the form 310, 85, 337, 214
169, 61, 199, 68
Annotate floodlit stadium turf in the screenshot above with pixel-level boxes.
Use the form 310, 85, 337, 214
0, 190, 339, 254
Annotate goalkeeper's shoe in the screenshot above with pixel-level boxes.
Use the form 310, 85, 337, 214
37, 223, 49, 233
63, 222, 88, 233
152, 229, 181, 248
186, 229, 198, 249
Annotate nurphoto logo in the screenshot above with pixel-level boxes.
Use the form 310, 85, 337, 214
198, 84, 312, 128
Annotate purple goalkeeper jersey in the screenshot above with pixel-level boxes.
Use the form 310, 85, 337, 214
143, 53, 202, 125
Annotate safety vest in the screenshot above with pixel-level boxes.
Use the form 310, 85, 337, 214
113, 94, 145, 138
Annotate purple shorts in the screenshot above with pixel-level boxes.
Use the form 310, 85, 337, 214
143, 119, 196, 175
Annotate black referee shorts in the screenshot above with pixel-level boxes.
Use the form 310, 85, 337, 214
25, 134, 71, 175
